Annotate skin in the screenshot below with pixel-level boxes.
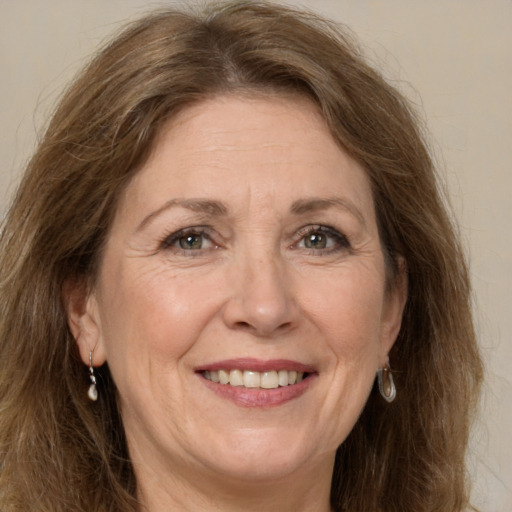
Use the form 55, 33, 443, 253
67, 94, 406, 512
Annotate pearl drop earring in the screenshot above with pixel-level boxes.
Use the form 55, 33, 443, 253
87, 351, 98, 401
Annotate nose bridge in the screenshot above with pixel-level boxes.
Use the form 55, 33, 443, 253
224, 241, 298, 336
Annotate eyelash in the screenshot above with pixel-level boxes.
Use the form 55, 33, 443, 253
159, 225, 351, 255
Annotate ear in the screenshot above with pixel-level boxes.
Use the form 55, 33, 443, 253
62, 278, 107, 367
379, 257, 408, 366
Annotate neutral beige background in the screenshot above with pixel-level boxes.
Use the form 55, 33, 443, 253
1, 1, 511, 509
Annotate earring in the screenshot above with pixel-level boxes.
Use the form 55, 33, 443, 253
377, 365, 396, 403
87, 351, 98, 401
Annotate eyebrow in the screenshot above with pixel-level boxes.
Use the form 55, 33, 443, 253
136, 198, 228, 232
136, 195, 366, 232
290, 197, 366, 227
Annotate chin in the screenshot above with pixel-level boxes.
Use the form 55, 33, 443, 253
197, 426, 328, 483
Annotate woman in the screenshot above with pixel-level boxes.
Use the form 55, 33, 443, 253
0, 1, 482, 511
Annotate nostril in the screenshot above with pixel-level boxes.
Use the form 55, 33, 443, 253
276, 321, 293, 332
234, 321, 252, 330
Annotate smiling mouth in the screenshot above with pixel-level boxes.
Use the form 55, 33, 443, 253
202, 369, 308, 389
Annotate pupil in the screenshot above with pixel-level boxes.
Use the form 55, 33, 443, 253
306, 233, 326, 249
180, 235, 202, 249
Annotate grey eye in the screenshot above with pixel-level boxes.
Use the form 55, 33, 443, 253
303, 232, 328, 249
296, 226, 350, 253
178, 234, 204, 250
162, 228, 214, 252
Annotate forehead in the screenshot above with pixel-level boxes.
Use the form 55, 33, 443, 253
156, 94, 342, 165
117, 94, 375, 222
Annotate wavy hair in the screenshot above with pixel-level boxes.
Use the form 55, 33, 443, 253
0, 2, 482, 510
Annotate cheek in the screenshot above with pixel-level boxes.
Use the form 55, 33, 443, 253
302, 266, 386, 359
294, 268, 387, 449
96, 261, 215, 382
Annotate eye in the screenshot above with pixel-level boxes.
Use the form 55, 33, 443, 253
295, 226, 350, 253
161, 227, 215, 252
303, 232, 329, 249
178, 233, 206, 250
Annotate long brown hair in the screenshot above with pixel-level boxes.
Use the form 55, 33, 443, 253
0, 2, 482, 510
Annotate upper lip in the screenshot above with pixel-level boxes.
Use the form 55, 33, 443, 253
195, 358, 316, 373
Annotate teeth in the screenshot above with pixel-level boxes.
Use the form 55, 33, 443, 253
229, 369, 244, 387
261, 371, 278, 389
278, 370, 289, 387
243, 370, 260, 388
204, 369, 305, 388
219, 369, 229, 385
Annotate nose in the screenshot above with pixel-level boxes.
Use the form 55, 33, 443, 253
222, 251, 300, 338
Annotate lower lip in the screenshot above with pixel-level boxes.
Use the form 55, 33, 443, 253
199, 374, 316, 408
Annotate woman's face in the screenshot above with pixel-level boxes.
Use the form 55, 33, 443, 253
71, 95, 405, 486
